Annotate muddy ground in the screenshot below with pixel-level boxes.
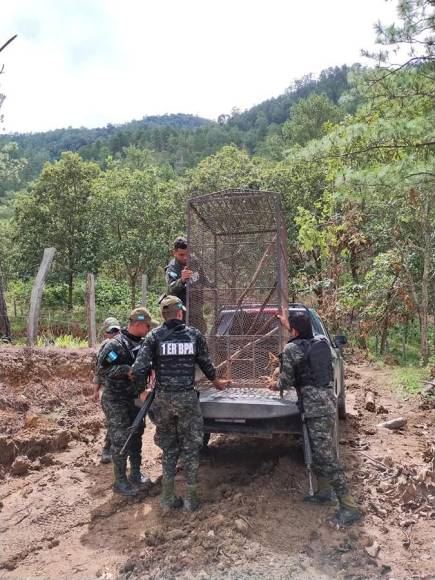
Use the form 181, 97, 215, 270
0, 347, 433, 580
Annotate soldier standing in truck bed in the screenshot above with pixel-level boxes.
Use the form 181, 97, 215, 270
132, 295, 230, 511
272, 310, 361, 526
165, 236, 212, 334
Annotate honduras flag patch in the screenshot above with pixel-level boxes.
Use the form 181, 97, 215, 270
106, 350, 118, 363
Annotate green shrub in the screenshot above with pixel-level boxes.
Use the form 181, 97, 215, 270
36, 334, 88, 348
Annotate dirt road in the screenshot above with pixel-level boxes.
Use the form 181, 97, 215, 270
0, 348, 433, 579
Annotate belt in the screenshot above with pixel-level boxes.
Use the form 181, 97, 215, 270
300, 384, 334, 390
156, 384, 195, 393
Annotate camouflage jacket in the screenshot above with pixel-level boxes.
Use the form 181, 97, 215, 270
165, 257, 213, 305
93, 338, 111, 385
132, 319, 216, 392
96, 329, 144, 400
278, 339, 336, 418
165, 258, 187, 304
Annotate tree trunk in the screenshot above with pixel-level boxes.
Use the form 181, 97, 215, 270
313, 251, 323, 307
68, 271, 74, 311
420, 195, 431, 366
379, 272, 399, 356
379, 317, 389, 355
402, 318, 408, 364
0, 262, 11, 338
129, 273, 137, 309
349, 248, 359, 282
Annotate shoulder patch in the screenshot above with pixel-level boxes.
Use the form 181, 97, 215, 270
106, 350, 118, 363
169, 271, 178, 279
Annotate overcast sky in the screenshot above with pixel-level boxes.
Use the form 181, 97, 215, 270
0, 0, 399, 134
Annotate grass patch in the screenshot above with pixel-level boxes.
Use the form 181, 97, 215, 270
390, 366, 430, 394
36, 334, 89, 348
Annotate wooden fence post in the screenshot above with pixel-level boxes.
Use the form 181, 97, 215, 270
0, 262, 11, 338
86, 273, 97, 348
27, 247, 56, 347
141, 274, 148, 306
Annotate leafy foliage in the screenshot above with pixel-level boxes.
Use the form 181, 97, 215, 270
92, 159, 179, 306
13, 153, 101, 307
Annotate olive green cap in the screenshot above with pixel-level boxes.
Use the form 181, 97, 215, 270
159, 295, 186, 312
129, 307, 159, 327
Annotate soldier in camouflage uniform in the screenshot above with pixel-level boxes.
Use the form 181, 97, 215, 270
93, 317, 121, 464
132, 295, 230, 511
96, 307, 158, 496
272, 310, 361, 526
164, 236, 212, 334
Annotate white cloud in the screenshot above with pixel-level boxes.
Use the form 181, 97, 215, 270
0, 0, 399, 133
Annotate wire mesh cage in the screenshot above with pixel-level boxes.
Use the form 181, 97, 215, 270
187, 189, 289, 387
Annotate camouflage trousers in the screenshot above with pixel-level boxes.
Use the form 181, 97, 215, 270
306, 413, 348, 499
151, 389, 203, 485
103, 428, 111, 452
100, 391, 144, 463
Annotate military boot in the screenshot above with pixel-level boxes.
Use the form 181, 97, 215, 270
160, 478, 183, 512
183, 485, 201, 512
100, 446, 112, 464
329, 494, 362, 526
112, 456, 137, 497
303, 478, 338, 506
128, 458, 152, 490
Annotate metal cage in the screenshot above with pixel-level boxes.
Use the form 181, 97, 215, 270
187, 189, 288, 387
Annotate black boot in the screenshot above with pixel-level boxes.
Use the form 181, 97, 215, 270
329, 494, 362, 526
113, 456, 137, 497
183, 485, 201, 512
303, 478, 338, 506
129, 457, 152, 490
100, 446, 112, 464
160, 478, 183, 512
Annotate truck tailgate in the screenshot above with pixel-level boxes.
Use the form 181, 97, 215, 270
199, 387, 299, 420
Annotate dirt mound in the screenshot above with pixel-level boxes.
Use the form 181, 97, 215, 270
0, 346, 95, 387
0, 347, 100, 470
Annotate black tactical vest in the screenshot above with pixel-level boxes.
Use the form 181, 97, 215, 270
155, 324, 196, 390
293, 337, 333, 388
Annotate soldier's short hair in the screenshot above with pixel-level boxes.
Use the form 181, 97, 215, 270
173, 236, 187, 250
288, 312, 313, 339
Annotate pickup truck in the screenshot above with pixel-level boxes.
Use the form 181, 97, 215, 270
199, 303, 347, 444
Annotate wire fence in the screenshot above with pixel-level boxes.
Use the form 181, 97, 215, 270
1, 269, 165, 346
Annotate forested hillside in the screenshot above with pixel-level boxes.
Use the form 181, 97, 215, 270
0, 65, 352, 190
0, 0, 433, 371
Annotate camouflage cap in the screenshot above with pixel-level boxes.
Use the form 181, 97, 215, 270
102, 317, 121, 332
159, 295, 187, 312
129, 307, 159, 327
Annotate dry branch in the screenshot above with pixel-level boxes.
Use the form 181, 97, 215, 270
222, 236, 277, 335
214, 325, 278, 374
